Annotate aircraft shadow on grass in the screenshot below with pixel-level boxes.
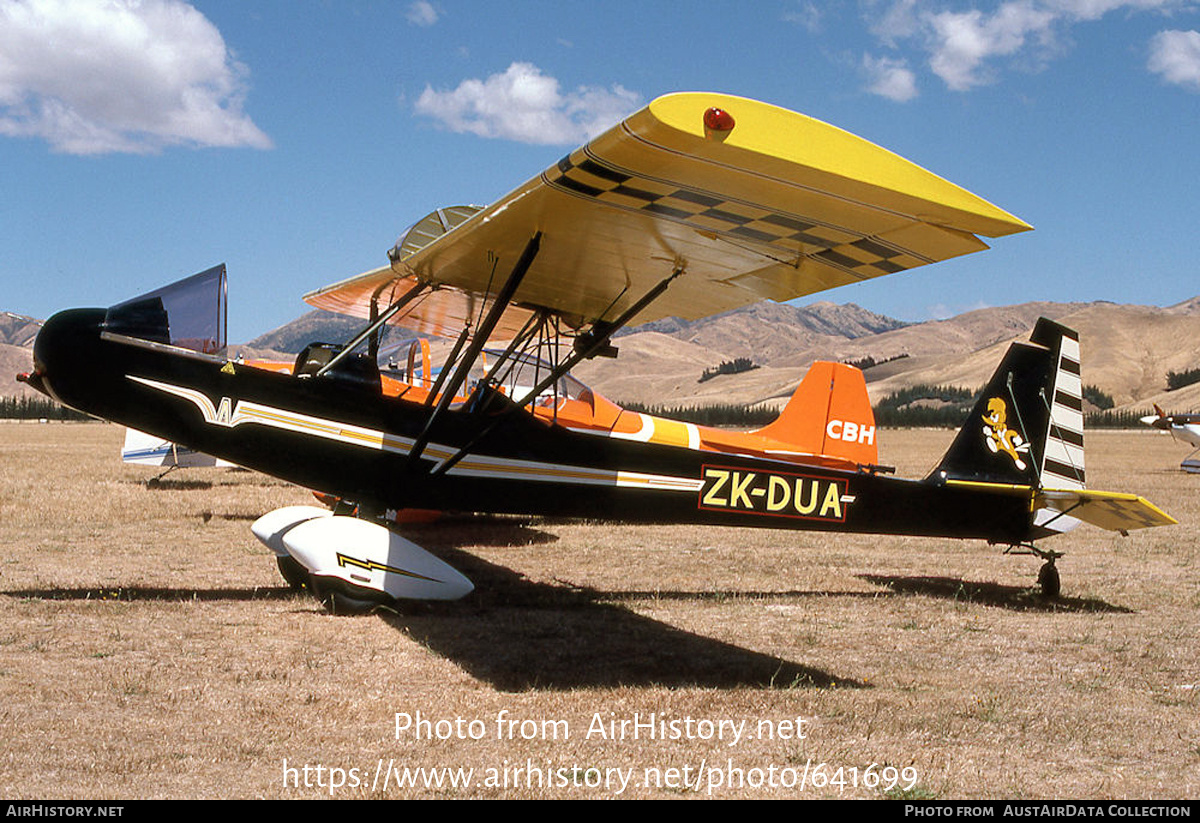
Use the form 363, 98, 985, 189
1, 584, 299, 603
14, 519, 1131, 691
857, 575, 1133, 614
1, 518, 859, 692
370, 530, 862, 692
145, 478, 215, 491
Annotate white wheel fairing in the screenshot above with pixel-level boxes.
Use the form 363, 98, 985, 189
281, 516, 474, 602
251, 506, 333, 557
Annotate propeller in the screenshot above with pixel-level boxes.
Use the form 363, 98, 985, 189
1140, 404, 1173, 431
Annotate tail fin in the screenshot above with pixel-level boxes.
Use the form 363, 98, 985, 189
934, 318, 1085, 491
755, 361, 878, 467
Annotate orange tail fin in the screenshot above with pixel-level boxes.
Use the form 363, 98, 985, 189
754, 361, 878, 466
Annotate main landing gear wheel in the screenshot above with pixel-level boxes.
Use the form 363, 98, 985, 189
308, 578, 383, 616
319, 590, 378, 616
276, 556, 311, 591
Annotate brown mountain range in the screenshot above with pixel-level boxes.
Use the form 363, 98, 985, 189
573, 298, 1200, 414
6, 299, 1200, 413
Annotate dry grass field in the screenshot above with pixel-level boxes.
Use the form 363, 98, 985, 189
1, 422, 1197, 800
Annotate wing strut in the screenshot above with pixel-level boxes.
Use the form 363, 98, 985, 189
313, 279, 427, 379
406, 232, 543, 467
527, 261, 685, 396
424, 323, 472, 406
429, 262, 686, 477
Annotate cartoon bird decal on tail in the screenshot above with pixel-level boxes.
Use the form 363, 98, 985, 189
981, 397, 1029, 470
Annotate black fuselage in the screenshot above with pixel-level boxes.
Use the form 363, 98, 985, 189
31, 308, 1036, 544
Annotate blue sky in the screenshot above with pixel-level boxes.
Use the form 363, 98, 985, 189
3, 0, 1199, 343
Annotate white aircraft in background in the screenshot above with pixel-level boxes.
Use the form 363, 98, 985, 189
1141, 404, 1200, 473
122, 428, 235, 474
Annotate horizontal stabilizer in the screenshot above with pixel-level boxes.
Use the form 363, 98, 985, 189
1035, 489, 1177, 532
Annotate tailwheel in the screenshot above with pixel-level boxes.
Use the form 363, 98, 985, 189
1037, 559, 1061, 598
1003, 543, 1064, 598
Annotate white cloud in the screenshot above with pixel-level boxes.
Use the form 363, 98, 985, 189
869, 0, 923, 46
406, 1, 438, 27
924, 2, 1057, 90
1044, 0, 1179, 20
414, 63, 642, 145
0, 0, 270, 155
863, 54, 919, 100
783, 1, 823, 33
1148, 29, 1200, 90
926, 300, 989, 320
871, 0, 1186, 92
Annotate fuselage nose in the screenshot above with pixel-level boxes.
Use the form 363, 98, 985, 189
31, 308, 106, 405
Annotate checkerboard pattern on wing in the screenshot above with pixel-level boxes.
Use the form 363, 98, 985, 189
542, 150, 929, 280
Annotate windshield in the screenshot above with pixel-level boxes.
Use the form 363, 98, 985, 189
378, 339, 590, 405
477, 348, 589, 404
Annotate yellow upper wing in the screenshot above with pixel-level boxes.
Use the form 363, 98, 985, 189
306, 92, 1031, 337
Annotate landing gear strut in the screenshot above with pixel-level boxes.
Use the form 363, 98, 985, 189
1004, 543, 1064, 598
